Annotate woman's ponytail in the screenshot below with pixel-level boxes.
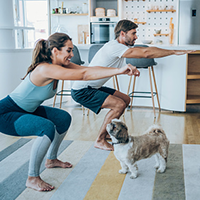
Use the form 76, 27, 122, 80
22, 39, 51, 80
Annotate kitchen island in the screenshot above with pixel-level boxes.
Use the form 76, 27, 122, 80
77, 44, 200, 112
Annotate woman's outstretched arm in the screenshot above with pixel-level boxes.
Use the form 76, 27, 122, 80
40, 63, 140, 81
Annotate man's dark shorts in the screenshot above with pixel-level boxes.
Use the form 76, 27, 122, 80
71, 86, 116, 114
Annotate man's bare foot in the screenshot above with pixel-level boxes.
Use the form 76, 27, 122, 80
94, 140, 114, 151
45, 159, 73, 168
26, 176, 54, 192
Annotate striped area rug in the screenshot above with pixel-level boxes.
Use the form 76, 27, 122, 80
1, 139, 200, 200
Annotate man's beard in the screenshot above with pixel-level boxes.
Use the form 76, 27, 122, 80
124, 35, 135, 46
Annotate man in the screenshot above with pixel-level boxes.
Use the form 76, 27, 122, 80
71, 19, 193, 151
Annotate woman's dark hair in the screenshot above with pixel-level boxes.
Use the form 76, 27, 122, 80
22, 32, 72, 79
114, 19, 138, 39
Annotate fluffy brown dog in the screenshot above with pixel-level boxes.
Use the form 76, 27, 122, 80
106, 119, 169, 179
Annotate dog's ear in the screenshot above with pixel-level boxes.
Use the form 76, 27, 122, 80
118, 122, 128, 132
121, 123, 128, 131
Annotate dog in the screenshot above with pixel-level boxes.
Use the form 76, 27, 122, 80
106, 119, 169, 179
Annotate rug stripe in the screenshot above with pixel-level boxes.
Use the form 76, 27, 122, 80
0, 139, 35, 183
50, 146, 110, 200
183, 144, 200, 200
84, 152, 126, 200
16, 140, 94, 200
0, 139, 72, 200
0, 133, 19, 152
0, 138, 31, 162
152, 144, 185, 200
118, 157, 156, 200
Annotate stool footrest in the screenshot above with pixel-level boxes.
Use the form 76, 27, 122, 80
56, 90, 71, 96
129, 91, 157, 98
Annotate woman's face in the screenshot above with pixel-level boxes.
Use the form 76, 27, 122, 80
55, 40, 74, 65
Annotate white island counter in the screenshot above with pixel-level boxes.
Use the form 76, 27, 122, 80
77, 44, 200, 112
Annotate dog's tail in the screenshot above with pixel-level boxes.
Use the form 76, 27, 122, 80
146, 125, 170, 161
145, 124, 165, 135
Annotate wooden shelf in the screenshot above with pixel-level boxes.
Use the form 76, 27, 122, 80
125, 0, 145, 1
147, 9, 176, 13
187, 74, 200, 79
186, 95, 200, 104
154, 34, 169, 37
52, 13, 88, 16
135, 22, 146, 25
90, 16, 119, 18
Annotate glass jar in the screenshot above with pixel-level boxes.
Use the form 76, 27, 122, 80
82, 3, 88, 14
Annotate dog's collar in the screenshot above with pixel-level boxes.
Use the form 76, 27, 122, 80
112, 138, 129, 145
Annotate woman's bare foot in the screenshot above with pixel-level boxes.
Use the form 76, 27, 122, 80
94, 139, 114, 151
26, 176, 54, 192
45, 159, 73, 168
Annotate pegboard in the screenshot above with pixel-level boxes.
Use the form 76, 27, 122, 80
122, 0, 178, 45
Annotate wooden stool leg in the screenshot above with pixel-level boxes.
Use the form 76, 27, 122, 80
82, 106, 85, 115
87, 109, 90, 116
113, 77, 116, 89
127, 76, 132, 95
59, 80, 64, 108
115, 75, 120, 91
148, 67, 156, 118
53, 93, 57, 107
130, 75, 136, 110
151, 66, 161, 111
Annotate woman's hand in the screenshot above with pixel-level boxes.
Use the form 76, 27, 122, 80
119, 64, 140, 77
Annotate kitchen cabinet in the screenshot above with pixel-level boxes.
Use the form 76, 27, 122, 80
89, 0, 118, 17
49, 0, 90, 44
185, 51, 200, 105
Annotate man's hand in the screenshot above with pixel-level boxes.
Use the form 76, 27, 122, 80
174, 50, 196, 55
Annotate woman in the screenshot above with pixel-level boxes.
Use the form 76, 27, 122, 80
0, 33, 139, 192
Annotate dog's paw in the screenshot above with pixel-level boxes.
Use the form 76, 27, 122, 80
157, 167, 166, 173
154, 164, 159, 169
130, 173, 138, 179
119, 169, 128, 174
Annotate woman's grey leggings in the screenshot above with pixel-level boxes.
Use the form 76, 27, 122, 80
28, 129, 67, 176
0, 95, 72, 177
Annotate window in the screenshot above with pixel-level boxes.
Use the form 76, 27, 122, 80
13, 0, 48, 48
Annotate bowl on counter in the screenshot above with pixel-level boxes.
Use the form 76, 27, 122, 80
141, 40, 153, 44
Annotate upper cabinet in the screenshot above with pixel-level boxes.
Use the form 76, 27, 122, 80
89, 0, 118, 17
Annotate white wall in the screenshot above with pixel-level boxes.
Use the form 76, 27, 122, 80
0, 49, 32, 99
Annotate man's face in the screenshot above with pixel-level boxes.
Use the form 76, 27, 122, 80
124, 29, 138, 46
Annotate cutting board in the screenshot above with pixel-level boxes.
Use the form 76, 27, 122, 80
78, 25, 89, 44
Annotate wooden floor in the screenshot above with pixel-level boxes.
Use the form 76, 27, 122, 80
1, 102, 200, 200
64, 106, 200, 145
1, 103, 200, 150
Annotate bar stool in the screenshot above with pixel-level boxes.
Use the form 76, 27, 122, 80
83, 44, 120, 115
53, 45, 85, 108
126, 45, 160, 118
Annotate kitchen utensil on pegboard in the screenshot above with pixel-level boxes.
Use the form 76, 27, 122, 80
169, 17, 174, 44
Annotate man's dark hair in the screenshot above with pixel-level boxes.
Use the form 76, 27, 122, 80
114, 19, 138, 39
